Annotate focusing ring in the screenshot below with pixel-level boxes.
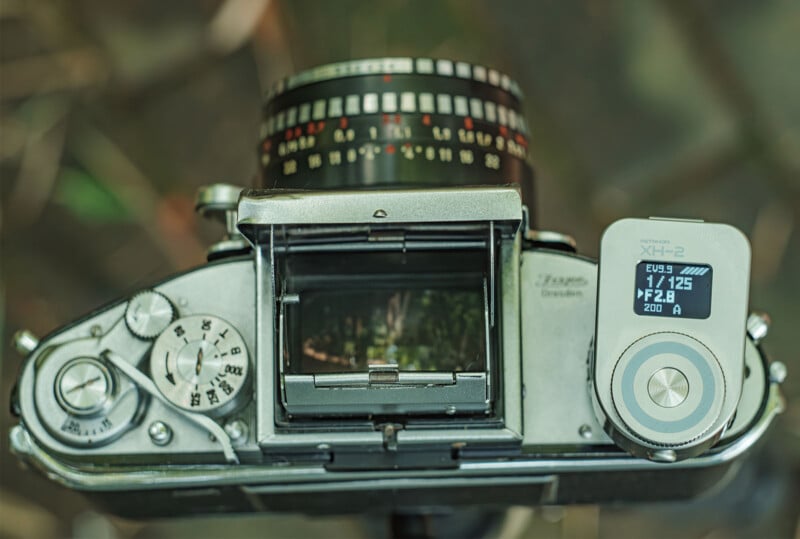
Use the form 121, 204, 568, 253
259, 58, 535, 210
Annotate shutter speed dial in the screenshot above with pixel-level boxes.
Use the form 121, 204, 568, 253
150, 315, 250, 417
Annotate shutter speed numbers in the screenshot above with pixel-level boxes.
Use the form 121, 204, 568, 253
634, 261, 713, 319
150, 315, 250, 417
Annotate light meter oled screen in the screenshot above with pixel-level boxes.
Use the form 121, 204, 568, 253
633, 261, 712, 319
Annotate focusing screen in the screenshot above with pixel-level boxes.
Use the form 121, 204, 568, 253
288, 287, 486, 374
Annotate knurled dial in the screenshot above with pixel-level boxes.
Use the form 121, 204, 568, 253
125, 290, 176, 340
150, 314, 250, 417
610, 332, 726, 449
36, 354, 142, 447
56, 358, 113, 415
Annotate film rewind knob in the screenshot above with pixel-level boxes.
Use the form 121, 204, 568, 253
195, 184, 249, 259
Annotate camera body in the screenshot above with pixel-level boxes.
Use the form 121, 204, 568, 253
8, 59, 786, 517
9, 185, 784, 516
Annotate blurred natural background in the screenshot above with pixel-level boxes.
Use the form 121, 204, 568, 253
1, 0, 798, 537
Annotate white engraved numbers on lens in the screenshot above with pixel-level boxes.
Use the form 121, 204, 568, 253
35, 355, 142, 447
150, 315, 250, 417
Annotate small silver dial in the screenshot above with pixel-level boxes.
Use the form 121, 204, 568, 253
150, 315, 250, 417
36, 355, 142, 447
56, 358, 113, 415
126, 290, 176, 339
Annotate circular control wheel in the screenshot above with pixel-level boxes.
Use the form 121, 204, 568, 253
647, 367, 690, 408
125, 290, 176, 340
150, 315, 251, 417
56, 358, 114, 415
611, 332, 726, 449
35, 355, 142, 447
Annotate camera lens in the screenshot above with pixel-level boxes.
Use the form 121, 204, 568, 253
260, 58, 534, 206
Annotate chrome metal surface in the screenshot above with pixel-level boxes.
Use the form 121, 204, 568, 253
525, 229, 578, 250
12, 329, 39, 356
196, 184, 249, 257
746, 312, 771, 344
224, 419, 247, 444
56, 358, 113, 415
14, 259, 258, 468
195, 183, 243, 215
33, 341, 142, 448
148, 421, 172, 446
101, 349, 239, 464
124, 290, 175, 340
237, 186, 523, 231
520, 249, 609, 447
7, 370, 785, 493
770, 361, 788, 384
149, 314, 250, 417
647, 367, 690, 408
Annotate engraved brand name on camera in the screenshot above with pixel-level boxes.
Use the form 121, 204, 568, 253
639, 244, 685, 258
535, 274, 588, 298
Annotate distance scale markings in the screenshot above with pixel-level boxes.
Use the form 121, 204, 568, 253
267, 143, 512, 179
261, 92, 529, 138
260, 114, 528, 177
266, 58, 523, 102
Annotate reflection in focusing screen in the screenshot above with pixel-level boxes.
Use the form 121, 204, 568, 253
290, 288, 486, 374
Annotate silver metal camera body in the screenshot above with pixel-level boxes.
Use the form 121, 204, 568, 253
9, 184, 786, 517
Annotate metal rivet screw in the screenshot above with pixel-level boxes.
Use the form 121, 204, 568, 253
769, 361, 787, 384
89, 325, 103, 337
373, 209, 388, 219
148, 421, 172, 446
578, 424, 593, 439
224, 419, 248, 444
445, 405, 457, 415
12, 330, 39, 356
746, 312, 770, 343
648, 449, 677, 463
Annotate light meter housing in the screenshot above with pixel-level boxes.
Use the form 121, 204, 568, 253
594, 218, 751, 461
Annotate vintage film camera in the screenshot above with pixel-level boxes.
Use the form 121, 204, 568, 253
9, 59, 787, 517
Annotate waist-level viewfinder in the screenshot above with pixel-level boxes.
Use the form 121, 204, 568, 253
594, 218, 751, 462
237, 187, 525, 447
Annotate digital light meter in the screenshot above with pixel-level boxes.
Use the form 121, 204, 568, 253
594, 218, 751, 461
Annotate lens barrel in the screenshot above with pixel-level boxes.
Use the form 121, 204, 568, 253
260, 58, 534, 207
